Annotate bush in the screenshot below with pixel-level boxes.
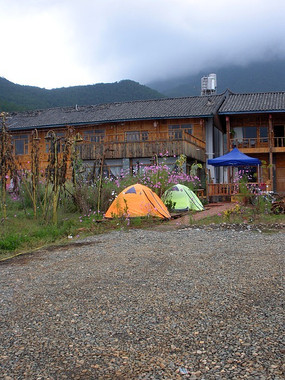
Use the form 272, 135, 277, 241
0, 234, 26, 251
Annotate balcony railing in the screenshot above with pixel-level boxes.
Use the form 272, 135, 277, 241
274, 137, 285, 148
78, 131, 206, 160
230, 137, 269, 149
101, 131, 205, 148
208, 183, 239, 197
208, 182, 267, 197
230, 136, 285, 149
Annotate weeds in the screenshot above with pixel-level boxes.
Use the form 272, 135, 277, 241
4, 137, 282, 259
194, 202, 285, 226
0, 112, 18, 219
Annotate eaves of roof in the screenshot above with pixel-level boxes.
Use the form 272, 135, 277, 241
218, 91, 285, 114
219, 109, 285, 115
7, 114, 216, 131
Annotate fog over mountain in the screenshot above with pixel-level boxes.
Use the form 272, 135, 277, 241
147, 59, 285, 97
1, 58, 284, 112
1, 1, 285, 89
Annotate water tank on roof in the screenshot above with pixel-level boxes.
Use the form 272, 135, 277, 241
201, 73, 217, 95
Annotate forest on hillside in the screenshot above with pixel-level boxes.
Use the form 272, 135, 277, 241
1, 59, 284, 112
0, 78, 165, 112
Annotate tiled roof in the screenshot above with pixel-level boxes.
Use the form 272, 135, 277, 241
6, 95, 225, 131
219, 92, 285, 114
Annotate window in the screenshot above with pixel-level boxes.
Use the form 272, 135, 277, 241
242, 127, 257, 146
84, 129, 105, 143
125, 131, 148, 142
181, 123, 193, 135
45, 132, 65, 153
169, 123, 193, 139
242, 127, 257, 138
141, 131, 149, 141
259, 126, 268, 142
12, 134, 29, 155
126, 131, 140, 142
169, 124, 181, 139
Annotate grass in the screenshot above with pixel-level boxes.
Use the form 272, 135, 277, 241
0, 208, 100, 259
193, 204, 285, 226
0, 207, 165, 260
1, 199, 284, 261
0, 157, 205, 260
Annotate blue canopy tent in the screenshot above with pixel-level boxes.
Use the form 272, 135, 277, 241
207, 147, 261, 167
207, 148, 263, 197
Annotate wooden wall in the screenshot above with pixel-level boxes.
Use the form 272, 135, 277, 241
8, 117, 206, 174
229, 113, 285, 130
80, 118, 205, 140
224, 113, 285, 192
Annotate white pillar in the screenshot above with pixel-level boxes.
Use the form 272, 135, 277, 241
206, 120, 215, 182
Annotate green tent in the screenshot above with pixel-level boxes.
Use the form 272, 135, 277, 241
162, 184, 204, 212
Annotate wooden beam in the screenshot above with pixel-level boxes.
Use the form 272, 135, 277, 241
226, 116, 231, 181
226, 116, 231, 152
269, 114, 274, 189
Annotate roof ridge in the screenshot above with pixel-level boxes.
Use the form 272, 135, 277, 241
88, 93, 225, 107
228, 90, 285, 96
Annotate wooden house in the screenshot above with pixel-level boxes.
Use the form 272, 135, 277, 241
209, 92, 285, 196
3, 91, 285, 197
4, 95, 225, 179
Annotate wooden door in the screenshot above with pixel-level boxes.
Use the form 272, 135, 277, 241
276, 167, 285, 193
276, 154, 285, 193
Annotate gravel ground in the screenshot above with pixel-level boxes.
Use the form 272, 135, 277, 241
0, 227, 284, 379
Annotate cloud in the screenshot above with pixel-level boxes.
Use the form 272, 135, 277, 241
1, 0, 285, 88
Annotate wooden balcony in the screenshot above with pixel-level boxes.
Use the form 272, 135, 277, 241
230, 137, 269, 151
274, 137, 285, 148
230, 137, 285, 152
77, 131, 206, 162
273, 137, 285, 152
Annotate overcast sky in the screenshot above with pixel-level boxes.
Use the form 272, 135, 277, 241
1, 0, 285, 89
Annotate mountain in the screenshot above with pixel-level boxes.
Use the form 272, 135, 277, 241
1, 59, 284, 112
147, 59, 285, 97
0, 78, 165, 112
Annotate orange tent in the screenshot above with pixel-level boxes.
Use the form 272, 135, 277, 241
105, 184, 171, 219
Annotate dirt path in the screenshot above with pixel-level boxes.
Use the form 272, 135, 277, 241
158, 202, 236, 230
